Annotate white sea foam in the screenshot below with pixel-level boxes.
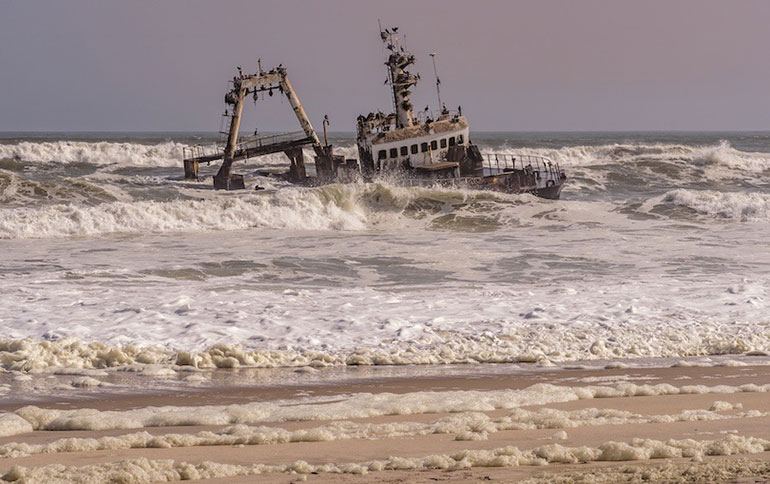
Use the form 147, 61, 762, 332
2, 269, 769, 371
1, 310, 767, 372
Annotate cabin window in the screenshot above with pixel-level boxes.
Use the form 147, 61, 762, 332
378, 150, 386, 160
390, 148, 398, 158
449, 136, 455, 146
440, 138, 447, 149
421, 142, 428, 152
410, 144, 418, 154
457, 134, 464, 145
430, 140, 438, 150
400, 146, 408, 156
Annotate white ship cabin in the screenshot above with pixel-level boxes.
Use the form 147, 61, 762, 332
358, 111, 470, 171
358, 26, 471, 174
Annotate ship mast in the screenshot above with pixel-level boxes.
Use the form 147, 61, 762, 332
380, 26, 419, 129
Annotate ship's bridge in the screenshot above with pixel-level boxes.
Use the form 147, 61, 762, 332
358, 113, 469, 170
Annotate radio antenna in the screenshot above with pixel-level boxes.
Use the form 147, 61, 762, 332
430, 53, 442, 110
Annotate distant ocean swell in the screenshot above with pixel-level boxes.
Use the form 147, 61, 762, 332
0, 140, 189, 167
2, 139, 769, 173
2, 139, 770, 239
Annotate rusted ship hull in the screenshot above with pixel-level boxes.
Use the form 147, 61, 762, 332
265, 161, 567, 200
371, 145, 568, 199
463, 175, 566, 199
530, 181, 565, 200
378, 167, 567, 199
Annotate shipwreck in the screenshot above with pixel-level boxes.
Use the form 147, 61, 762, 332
183, 27, 567, 199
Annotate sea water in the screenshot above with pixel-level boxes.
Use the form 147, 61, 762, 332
1, 131, 769, 371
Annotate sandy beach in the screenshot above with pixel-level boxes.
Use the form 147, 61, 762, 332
1, 357, 769, 483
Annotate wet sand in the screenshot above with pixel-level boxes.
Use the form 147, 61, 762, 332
1, 360, 770, 483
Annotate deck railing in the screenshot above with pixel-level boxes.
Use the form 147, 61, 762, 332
413, 109, 462, 125
480, 153, 565, 185
183, 131, 310, 163
182, 145, 217, 163
236, 130, 308, 150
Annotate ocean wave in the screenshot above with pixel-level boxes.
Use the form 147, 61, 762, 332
659, 189, 770, 221
0, 141, 192, 167
0, 140, 361, 170
0, 188, 366, 239
486, 141, 770, 177
0, 170, 122, 207
0, 182, 532, 239
2, 138, 768, 174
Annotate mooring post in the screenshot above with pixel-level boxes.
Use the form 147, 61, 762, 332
184, 159, 199, 180
285, 148, 306, 182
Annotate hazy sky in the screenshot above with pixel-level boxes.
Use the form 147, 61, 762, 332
1, 0, 769, 132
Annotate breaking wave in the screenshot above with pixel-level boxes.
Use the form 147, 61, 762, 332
488, 140, 770, 173
0, 187, 368, 239
0, 182, 531, 239
2, 139, 768, 177
0, 141, 191, 167
2, 137, 769, 238
659, 189, 770, 221
0, 140, 361, 170
0, 170, 121, 207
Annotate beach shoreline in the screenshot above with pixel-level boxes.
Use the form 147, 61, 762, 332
2, 358, 769, 483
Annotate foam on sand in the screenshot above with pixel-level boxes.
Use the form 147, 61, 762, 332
2, 435, 769, 483
1, 401, 765, 459
520, 457, 770, 484
8, 381, 770, 433
0, 415, 33, 438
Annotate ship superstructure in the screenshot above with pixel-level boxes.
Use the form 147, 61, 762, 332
352, 26, 566, 198
356, 27, 470, 178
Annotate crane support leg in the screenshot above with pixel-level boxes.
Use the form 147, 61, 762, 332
214, 87, 246, 190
